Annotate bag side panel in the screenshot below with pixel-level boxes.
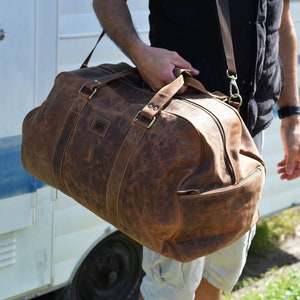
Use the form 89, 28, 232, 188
172, 165, 264, 261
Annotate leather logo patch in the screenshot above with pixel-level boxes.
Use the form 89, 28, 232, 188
89, 115, 111, 137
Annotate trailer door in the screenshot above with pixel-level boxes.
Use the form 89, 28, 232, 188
0, 1, 58, 299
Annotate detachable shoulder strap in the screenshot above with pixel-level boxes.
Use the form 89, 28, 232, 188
80, 30, 106, 68
82, 0, 237, 77
215, 0, 237, 75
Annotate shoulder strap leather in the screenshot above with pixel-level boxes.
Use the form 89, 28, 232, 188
215, 0, 236, 75
80, 30, 106, 68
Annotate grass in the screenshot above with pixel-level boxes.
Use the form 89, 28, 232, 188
257, 206, 300, 245
224, 266, 300, 299
222, 205, 300, 300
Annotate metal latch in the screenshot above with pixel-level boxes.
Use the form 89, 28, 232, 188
0, 29, 6, 41
226, 70, 243, 108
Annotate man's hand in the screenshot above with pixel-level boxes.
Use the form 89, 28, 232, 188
131, 43, 199, 92
277, 115, 300, 180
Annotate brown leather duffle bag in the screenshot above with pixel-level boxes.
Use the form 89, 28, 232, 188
21, 62, 265, 262
21, 0, 266, 261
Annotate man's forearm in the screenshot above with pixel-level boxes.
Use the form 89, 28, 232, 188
93, 0, 145, 61
278, 0, 299, 107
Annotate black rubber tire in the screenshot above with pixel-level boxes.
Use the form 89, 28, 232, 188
65, 231, 144, 300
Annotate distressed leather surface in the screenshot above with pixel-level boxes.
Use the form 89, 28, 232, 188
22, 63, 265, 262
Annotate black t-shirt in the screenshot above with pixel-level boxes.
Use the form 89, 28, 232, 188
148, 0, 258, 100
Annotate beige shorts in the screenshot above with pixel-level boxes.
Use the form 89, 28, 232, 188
140, 133, 263, 299
140, 227, 256, 299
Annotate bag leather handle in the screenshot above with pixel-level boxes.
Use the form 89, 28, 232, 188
79, 66, 137, 100
138, 69, 228, 123
137, 75, 185, 123
79, 65, 227, 124
174, 68, 227, 100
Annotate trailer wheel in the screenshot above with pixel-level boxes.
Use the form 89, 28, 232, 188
66, 231, 144, 300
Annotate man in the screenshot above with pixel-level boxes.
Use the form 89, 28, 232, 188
93, 0, 300, 299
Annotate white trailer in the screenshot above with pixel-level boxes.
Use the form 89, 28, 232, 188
0, 1, 299, 299
0, 1, 147, 299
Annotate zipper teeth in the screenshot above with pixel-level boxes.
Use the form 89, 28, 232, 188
205, 166, 263, 195
181, 166, 263, 196
182, 99, 236, 184
235, 165, 263, 186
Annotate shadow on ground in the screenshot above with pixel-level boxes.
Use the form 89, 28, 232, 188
241, 246, 300, 279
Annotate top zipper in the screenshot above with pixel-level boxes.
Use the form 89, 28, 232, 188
181, 99, 236, 184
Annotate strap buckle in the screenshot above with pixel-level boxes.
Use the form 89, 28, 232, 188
79, 84, 98, 100
133, 111, 156, 129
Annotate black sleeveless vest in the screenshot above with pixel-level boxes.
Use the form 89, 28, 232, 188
148, 0, 284, 136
